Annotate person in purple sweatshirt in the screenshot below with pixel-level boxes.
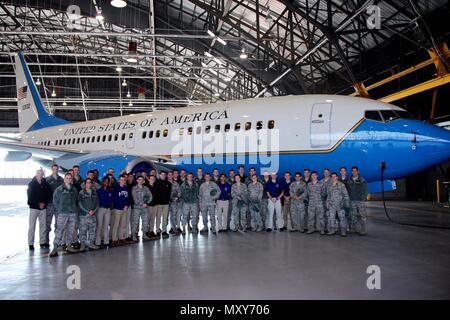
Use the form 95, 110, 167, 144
111, 175, 131, 245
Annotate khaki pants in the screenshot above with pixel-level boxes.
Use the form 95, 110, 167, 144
216, 200, 229, 231
96, 208, 111, 245
156, 204, 169, 233
147, 206, 158, 233
124, 209, 130, 238
28, 208, 46, 245
112, 209, 128, 241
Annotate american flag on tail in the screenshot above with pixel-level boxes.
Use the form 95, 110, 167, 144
17, 86, 28, 101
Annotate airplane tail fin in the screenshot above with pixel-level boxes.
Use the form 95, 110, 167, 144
14, 52, 69, 133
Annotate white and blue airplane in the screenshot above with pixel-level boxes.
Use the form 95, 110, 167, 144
1, 52, 450, 193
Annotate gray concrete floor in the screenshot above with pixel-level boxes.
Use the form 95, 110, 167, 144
0, 188, 450, 300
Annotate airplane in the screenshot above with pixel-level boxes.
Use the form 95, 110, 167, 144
1, 52, 450, 193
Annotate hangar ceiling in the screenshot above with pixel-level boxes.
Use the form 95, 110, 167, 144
0, 0, 448, 123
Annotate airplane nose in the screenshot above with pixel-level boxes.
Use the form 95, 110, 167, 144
413, 121, 450, 165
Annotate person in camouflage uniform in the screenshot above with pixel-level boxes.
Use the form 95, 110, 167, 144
306, 171, 327, 235
231, 175, 248, 232
198, 173, 221, 234
289, 172, 307, 232
348, 166, 369, 235
180, 173, 200, 233
338, 166, 351, 231
45, 164, 63, 245
325, 173, 350, 236
321, 168, 332, 231
78, 178, 99, 251
131, 176, 152, 241
247, 174, 264, 232
260, 171, 270, 230
49, 173, 79, 257
168, 171, 182, 234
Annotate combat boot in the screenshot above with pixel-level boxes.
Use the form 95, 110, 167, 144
142, 233, 150, 240
327, 231, 336, 235
200, 227, 208, 233
49, 248, 58, 257
66, 246, 79, 253
79, 244, 86, 252
88, 244, 100, 250
340, 231, 347, 237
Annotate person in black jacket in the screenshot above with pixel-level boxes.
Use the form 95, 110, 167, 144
155, 171, 172, 238
27, 169, 51, 250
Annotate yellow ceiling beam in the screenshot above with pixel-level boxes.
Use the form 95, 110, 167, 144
379, 73, 450, 103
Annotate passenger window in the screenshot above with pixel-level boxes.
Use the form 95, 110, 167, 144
215, 124, 220, 132
205, 125, 211, 134
67, 139, 71, 145
365, 110, 383, 122
77, 138, 80, 144
196, 127, 201, 135
188, 127, 193, 135
235, 123, 241, 131
129, 132, 134, 139
156, 130, 160, 138
102, 135, 106, 142
224, 124, 230, 132
114, 134, 118, 141
149, 131, 153, 139
121, 133, 126, 141
81, 137, 85, 143
142, 131, 147, 139
97, 136, 101, 143
256, 121, 263, 130
163, 129, 168, 137
55, 140, 58, 146
63, 139, 66, 145
108, 135, 112, 142
179, 128, 184, 136
72, 138, 76, 144
245, 122, 251, 130
86, 137, 89, 143
268, 120, 275, 129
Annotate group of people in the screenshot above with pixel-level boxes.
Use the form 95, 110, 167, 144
26, 164, 368, 258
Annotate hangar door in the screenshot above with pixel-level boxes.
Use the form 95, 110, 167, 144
310, 103, 332, 148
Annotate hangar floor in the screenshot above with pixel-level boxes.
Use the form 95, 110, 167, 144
0, 186, 449, 300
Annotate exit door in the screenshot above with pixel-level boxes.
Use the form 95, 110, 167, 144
310, 103, 332, 148
126, 128, 136, 149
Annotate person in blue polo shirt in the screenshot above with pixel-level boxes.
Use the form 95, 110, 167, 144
265, 172, 285, 232
217, 174, 231, 232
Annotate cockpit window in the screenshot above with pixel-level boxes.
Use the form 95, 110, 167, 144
365, 111, 383, 122
366, 110, 413, 122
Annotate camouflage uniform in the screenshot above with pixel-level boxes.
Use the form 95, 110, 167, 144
289, 181, 307, 231
52, 184, 78, 247
78, 188, 99, 246
321, 178, 332, 230
306, 181, 327, 232
348, 176, 368, 234
131, 184, 152, 238
45, 174, 63, 243
231, 182, 248, 231
338, 176, 351, 230
198, 181, 221, 232
247, 181, 264, 231
180, 181, 199, 232
260, 178, 270, 229
169, 180, 182, 230
301, 177, 312, 230
326, 181, 350, 234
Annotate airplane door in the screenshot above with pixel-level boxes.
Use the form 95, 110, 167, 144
126, 128, 136, 149
310, 103, 332, 148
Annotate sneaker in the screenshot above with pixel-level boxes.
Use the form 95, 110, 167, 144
71, 242, 81, 249
299, 229, 305, 233
279, 227, 286, 232
161, 232, 169, 238
66, 246, 79, 253
49, 248, 58, 257
340, 231, 347, 237
266, 228, 272, 232
29, 245, 34, 251
306, 230, 315, 234
88, 244, 100, 250
326, 231, 336, 235
320, 230, 325, 235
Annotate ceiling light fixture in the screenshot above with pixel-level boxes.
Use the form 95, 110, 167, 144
115, 66, 122, 72
122, 79, 127, 87
62, 100, 67, 106
128, 101, 133, 106
96, 9, 104, 21
51, 89, 56, 97
239, 48, 248, 59
35, 78, 41, 86
110, 0, 127, 8
126, 91, 131, 98
126, 41, 138, 63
